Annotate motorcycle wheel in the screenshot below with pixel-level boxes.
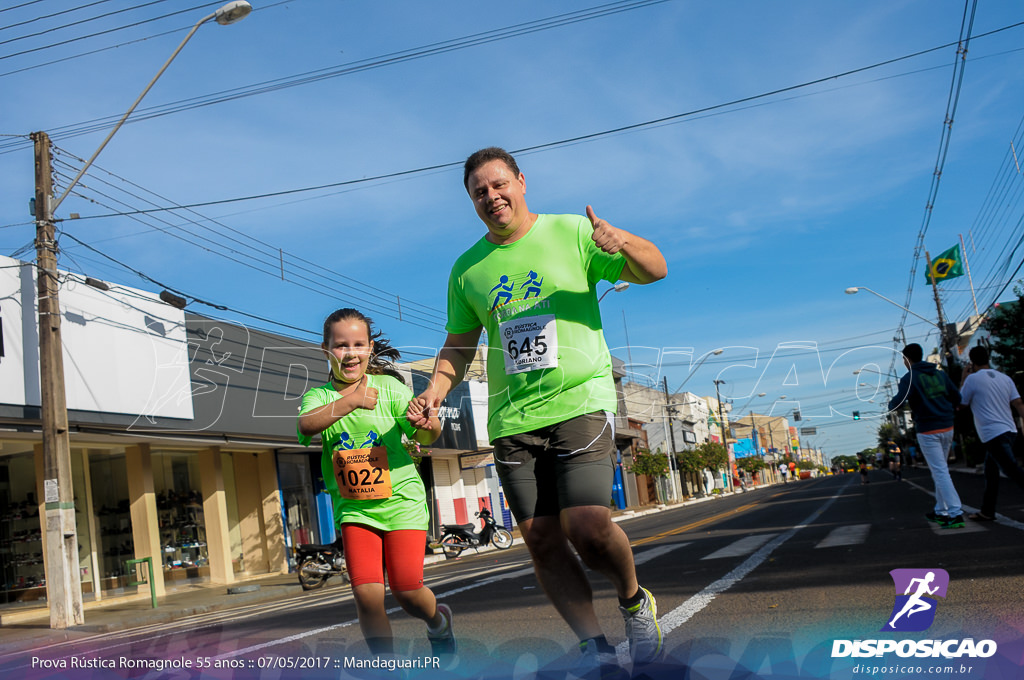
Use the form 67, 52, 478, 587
440, 532, 469, 558
491, 528, 514, 550
297, 556, 329, 591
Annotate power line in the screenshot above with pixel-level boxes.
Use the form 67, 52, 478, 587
51, 148, 448, 325
896, 0, 977, 342
0, 2, 215, 62
0, 1, 297, 79
0, 0, 46, 15
0, 0, 121, 39
55, 21, 1024, 221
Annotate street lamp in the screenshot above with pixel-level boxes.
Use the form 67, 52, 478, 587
598, 281, 630, 303
671, 348, 724, 393
844, 286, 941, 329
30, 1, 252, 630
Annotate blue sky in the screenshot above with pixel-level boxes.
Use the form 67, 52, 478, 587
2, 0, 1023, 458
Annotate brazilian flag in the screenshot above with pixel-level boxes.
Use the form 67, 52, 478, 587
925, 245, 964, 285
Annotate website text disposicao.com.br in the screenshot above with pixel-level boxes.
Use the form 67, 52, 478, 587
851, 662, 981, 676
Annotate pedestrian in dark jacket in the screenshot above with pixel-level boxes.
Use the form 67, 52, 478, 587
888, 344, 964, 528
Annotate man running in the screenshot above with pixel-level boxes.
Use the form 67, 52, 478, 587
409, 147, 667, 670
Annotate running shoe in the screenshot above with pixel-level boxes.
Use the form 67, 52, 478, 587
938, 514, 965, 529
619, 586, 663, 664
427, 603, 456, 656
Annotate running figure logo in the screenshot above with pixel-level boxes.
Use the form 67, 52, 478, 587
489, 275, 514, 311
519, 270, 544, 299
489, 271, 546, 310
881, 568, 949, 632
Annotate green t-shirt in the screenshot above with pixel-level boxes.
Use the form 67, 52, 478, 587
447, 213, 626, 441
297, 374, 427, 532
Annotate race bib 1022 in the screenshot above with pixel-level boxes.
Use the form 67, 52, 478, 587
332, 446, 393, 500
499, 314, 558, 375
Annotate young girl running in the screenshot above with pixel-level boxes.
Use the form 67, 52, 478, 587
297, 308, 454, 656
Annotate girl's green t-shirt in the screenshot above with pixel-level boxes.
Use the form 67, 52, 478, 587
297, 374, 427, 532
446, 213, 626, 441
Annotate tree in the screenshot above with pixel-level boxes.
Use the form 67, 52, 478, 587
626, 449, 670, 504
831, 454, 858, 471
695, 442, 728, 472
982, 292, 1024, 381
674, 447, 705, 474
736, 456, 765, 475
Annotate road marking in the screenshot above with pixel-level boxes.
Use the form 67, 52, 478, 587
213, 543, 692, 660
615, 477, 855, 665
635, 543, 689, 565
815, 523, 870, 548
903, 478, 1024, 531
631, 500, 764, 547
701, 534, 777, 560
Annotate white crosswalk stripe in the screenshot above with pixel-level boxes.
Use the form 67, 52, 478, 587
815, 523, 870, 548
701, 533, 777, 560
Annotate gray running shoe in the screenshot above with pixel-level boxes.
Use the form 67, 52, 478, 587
427, 604, 456, 656
619, 587, 663, 664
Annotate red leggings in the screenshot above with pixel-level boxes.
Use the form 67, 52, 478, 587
340, 524, 426, 592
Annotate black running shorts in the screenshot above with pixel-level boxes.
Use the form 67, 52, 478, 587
492, 411, 615, 521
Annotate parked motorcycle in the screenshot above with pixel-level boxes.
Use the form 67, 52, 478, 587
295, 537, 349, 591
439, 508, 514, 558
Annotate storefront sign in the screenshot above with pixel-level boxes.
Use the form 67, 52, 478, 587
459, 451, 494, 470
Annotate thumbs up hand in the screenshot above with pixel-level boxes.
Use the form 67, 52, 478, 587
587, 205, 627, 254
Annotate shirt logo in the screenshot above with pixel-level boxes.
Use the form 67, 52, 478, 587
881, 568, 949, 632
334, 430, 379, 451
489, 271, 544, 311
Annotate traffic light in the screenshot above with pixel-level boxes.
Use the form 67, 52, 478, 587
853, 411, 861, 421
793, 410, 802, 421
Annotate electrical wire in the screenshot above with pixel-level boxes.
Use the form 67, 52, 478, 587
46, 20, 1023, 221
0, 0, 46, 15
0, 2, 215, 62
0, 1, 134, 41
53, 150, 447, 318
0, 1, 297, 79
895, 0, 977, 356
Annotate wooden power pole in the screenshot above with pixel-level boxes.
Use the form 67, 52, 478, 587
31, 131, 84, 628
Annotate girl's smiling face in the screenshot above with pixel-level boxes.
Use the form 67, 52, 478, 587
322, 318, 374, 385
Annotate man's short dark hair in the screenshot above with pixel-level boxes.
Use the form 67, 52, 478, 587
902, 343, 924, 363
464, 147, 521, 189
968, 345, 990, 366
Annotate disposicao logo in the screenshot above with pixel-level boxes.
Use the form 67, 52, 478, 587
831, 568, 997, 660
882, 568, 948, 632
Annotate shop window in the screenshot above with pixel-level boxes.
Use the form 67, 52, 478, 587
153, 452, 208, 581
278, 452, 319, 565
0, 453, 43, 603
88, 453, 133, 591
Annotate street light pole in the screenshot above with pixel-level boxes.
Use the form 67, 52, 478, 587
844, 286, 942, 329
30, 1, 252, 629
713, 379, 734, 493
662, 377, 679, 502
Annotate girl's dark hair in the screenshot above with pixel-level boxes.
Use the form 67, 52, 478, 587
322, 308, 405, 384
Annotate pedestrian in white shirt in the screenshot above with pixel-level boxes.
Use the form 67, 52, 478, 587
959, 346, 1024, 522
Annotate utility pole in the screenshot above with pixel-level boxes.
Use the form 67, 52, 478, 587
31, 131, 84, 628
713, 379, 734, 492
925, 249, 957, 373
661, 377, 678, 502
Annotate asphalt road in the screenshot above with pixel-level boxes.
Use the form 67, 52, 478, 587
5, 466, 1023, 679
